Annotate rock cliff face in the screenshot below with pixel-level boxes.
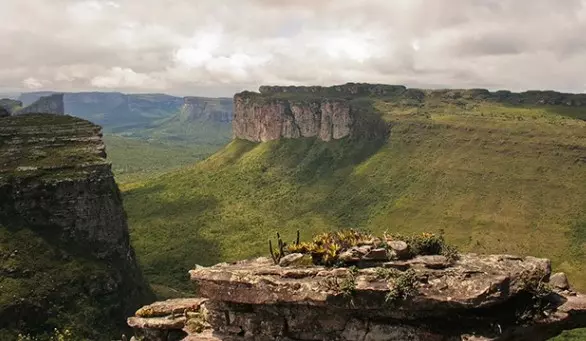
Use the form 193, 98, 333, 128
16, 93, 65, 115
234, 83, 586, 143
129, 250, 586, 340
180, 97, 233, 123
0, 114, 153, 339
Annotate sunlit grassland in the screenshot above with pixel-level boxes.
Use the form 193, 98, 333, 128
122, 99, 586, 300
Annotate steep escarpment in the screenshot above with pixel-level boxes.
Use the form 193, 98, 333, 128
0, 114, 153, 340
233, 89, 388, 142
234, 83, 586, 143
180, 97, 233, 123
16, 94, 65, 115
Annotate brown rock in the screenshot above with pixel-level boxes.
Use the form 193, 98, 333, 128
550, 272, 571, 290
387, 240, 410, 260
132, 252, 586, 341
135, 298, 207, 317
363, 248, 389, 261
279, 253, 311, 267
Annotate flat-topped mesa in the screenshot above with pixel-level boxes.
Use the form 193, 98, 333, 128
234, 83, 586, 143
16, 93, 65, 115
233, 85, 390, 142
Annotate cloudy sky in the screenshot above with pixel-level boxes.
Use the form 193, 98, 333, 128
1, 0, 586, 97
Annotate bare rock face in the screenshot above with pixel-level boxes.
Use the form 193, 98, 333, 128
129, 253, 586, 340
233, 83, 586, 143
181, 97, 233, 123
0, 114, 153, 338
16, 93, 65, 115
233, 88, 386, 142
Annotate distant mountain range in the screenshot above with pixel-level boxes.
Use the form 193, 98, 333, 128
18, 92, 234, 133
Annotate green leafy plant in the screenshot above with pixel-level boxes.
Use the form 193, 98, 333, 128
384, 269, 418, 303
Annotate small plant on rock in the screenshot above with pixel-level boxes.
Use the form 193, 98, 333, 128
383, 269, 418, 303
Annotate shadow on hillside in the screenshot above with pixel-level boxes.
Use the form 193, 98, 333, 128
267, 98, 390, 184
121, 183, 223, 290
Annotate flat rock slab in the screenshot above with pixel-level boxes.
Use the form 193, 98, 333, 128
135, 298, 207, 317
189, 254, 551, 311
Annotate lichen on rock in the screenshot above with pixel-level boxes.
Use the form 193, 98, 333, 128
128, 230, 586, 340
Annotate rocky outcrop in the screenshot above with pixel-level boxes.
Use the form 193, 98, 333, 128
233, 92, 388, 142
0, 114, 153, 339
16, 93, 65, 115
129, 252, 586, 340
180, 97, 233, 123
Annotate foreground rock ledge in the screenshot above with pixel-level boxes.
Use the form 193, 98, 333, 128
129, 254, 586, 340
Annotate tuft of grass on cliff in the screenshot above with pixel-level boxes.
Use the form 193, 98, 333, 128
122, 98, 586, 296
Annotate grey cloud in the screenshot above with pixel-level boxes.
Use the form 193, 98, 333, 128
0, 0, 585, 96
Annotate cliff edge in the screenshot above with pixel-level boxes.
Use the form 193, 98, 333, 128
128, 230, 586, 341
0, 113, 153, 340
233, 83, 586, 143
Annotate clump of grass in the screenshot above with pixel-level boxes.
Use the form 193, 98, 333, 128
383, 269, 418, 303
319, 266, 360, 299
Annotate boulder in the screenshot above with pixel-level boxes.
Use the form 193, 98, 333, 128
279, 253, 312, 267
550, 272, 571, 290
363, 247, 389, 261
387, 240, 410, 260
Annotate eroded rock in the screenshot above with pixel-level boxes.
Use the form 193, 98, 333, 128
550, 272, 571, 291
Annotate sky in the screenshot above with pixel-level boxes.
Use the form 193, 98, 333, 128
1, 0, 586, 97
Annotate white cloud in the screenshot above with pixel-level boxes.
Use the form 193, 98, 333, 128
23, 77, 48, 89
1, 0, 586, 96
91, 67, 165, 89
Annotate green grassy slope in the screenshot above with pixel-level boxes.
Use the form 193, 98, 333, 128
103, 135, 222, 184
0, 223, 130, 340
113, 114, 232, 145
551, 329, 586, 340
123, 99, 586, 297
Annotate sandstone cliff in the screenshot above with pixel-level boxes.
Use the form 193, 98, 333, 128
233, 83, 586, 143
0, 114, 153, 340
180, 97, 233, 123
16, 93, 65, 115
128, 230, 586, 341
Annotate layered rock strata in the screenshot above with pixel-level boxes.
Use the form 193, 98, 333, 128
233, 83, 586, 143
129, 253, 586, 340
0, 113, 153, 338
